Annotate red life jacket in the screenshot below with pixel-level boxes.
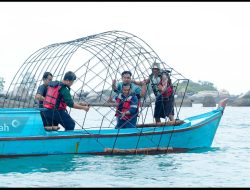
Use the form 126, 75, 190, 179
115, 94, 133, 120
43, 83, 67, 110
159, 80, 173, 97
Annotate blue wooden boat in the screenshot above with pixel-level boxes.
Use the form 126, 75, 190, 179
0, 31, 227, 157
0, 99, 227, 157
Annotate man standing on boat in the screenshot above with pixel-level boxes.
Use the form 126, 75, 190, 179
133, 62, 175, 122
35, 72, 53, 108
42, 71, 90, 131
35, 72, 53, 128
154, 70, 175, 123
115, 83, 138, 129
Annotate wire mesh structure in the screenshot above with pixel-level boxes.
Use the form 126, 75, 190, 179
3, 30, 189, 130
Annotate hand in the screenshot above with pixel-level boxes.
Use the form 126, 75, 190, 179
83, 105, 90, 112
108, 96, 115, 103
141, 80, 147, 86
79, 102, 89, 106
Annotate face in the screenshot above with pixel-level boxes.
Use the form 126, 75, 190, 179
122, 86, 131, 96
122, 73, 131, 84
65, 80, 74, 87
152, 68, 159, 75
161, 73, 168, 81
44, 75, 53, 86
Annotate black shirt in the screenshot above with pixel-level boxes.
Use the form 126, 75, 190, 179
36, 84, 47, 108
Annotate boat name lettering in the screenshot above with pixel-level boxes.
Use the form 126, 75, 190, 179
0, 119, 20, 132
0, 123, 9, 132
0, 117, 28, 133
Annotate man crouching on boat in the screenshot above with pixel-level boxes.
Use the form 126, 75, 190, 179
115, 83, 138, 129
42, 71, 90, 131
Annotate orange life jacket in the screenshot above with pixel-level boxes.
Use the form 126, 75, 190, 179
43, 82, 67, 110
115, 94, 135, 120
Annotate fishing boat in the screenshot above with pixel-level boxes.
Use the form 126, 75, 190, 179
0, 31, 227, 157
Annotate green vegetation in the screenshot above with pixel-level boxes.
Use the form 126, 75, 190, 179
175, 80, 218, 94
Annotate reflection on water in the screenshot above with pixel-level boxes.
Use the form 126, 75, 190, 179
0, 154, 80, 174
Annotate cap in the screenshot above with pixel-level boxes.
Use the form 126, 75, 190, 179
151, 62, 160, 70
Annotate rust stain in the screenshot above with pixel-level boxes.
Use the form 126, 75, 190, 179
75, 142, 79, 153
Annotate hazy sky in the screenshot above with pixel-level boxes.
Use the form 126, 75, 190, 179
0, 2, 249, 95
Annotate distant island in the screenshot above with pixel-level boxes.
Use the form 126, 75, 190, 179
0, 78, 249, 107
174, 80, 250, 107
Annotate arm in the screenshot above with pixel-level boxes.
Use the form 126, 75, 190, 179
35, 85, 46, 101
140, 81, 147, 98
112, 79, 117, 92
73, 103, 90, 112
132, 78, 150, 86
158, 83, 173, 96
60, 87, 89, 112
158, 78, 168, 93
158, 83, 164, 93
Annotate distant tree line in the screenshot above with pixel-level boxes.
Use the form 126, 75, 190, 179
176, 80, 218, 95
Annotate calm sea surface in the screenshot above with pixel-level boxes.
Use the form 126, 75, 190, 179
0, 105, 250, 187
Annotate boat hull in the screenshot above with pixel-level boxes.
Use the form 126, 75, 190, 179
0, 107, 224, 157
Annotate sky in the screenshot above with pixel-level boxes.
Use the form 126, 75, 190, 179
0, 2, 249, 96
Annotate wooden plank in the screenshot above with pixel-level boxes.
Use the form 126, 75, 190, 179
136, 120, 185, 128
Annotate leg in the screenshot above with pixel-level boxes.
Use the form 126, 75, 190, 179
116, 118, 125, 129
40, 111, 48, 126
57, 110, 75, 130
42, 110, 61, 131
168, 114, 175, 121
168, 97, 175, 121
42, 110, 55, 126
129, 115, 137, 128
155, 118, 161, 123
124, 116, 137, 128
154, 95, 163, 124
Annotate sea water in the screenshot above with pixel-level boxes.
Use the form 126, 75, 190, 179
0, 105, 249, 187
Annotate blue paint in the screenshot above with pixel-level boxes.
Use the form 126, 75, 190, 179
0, 106, 224, 157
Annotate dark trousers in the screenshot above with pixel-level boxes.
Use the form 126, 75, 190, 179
115, 116, 137, 129
41, 109, 75, 130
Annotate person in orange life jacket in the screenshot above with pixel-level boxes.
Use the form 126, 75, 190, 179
154, 70, 175, 123
112, 71, 146, 126
42, 71, 90, 131
115, 83, 139, 129
35, 72, 53, 127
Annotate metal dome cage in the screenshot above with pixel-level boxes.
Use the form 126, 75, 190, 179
3, 30, 189, 130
